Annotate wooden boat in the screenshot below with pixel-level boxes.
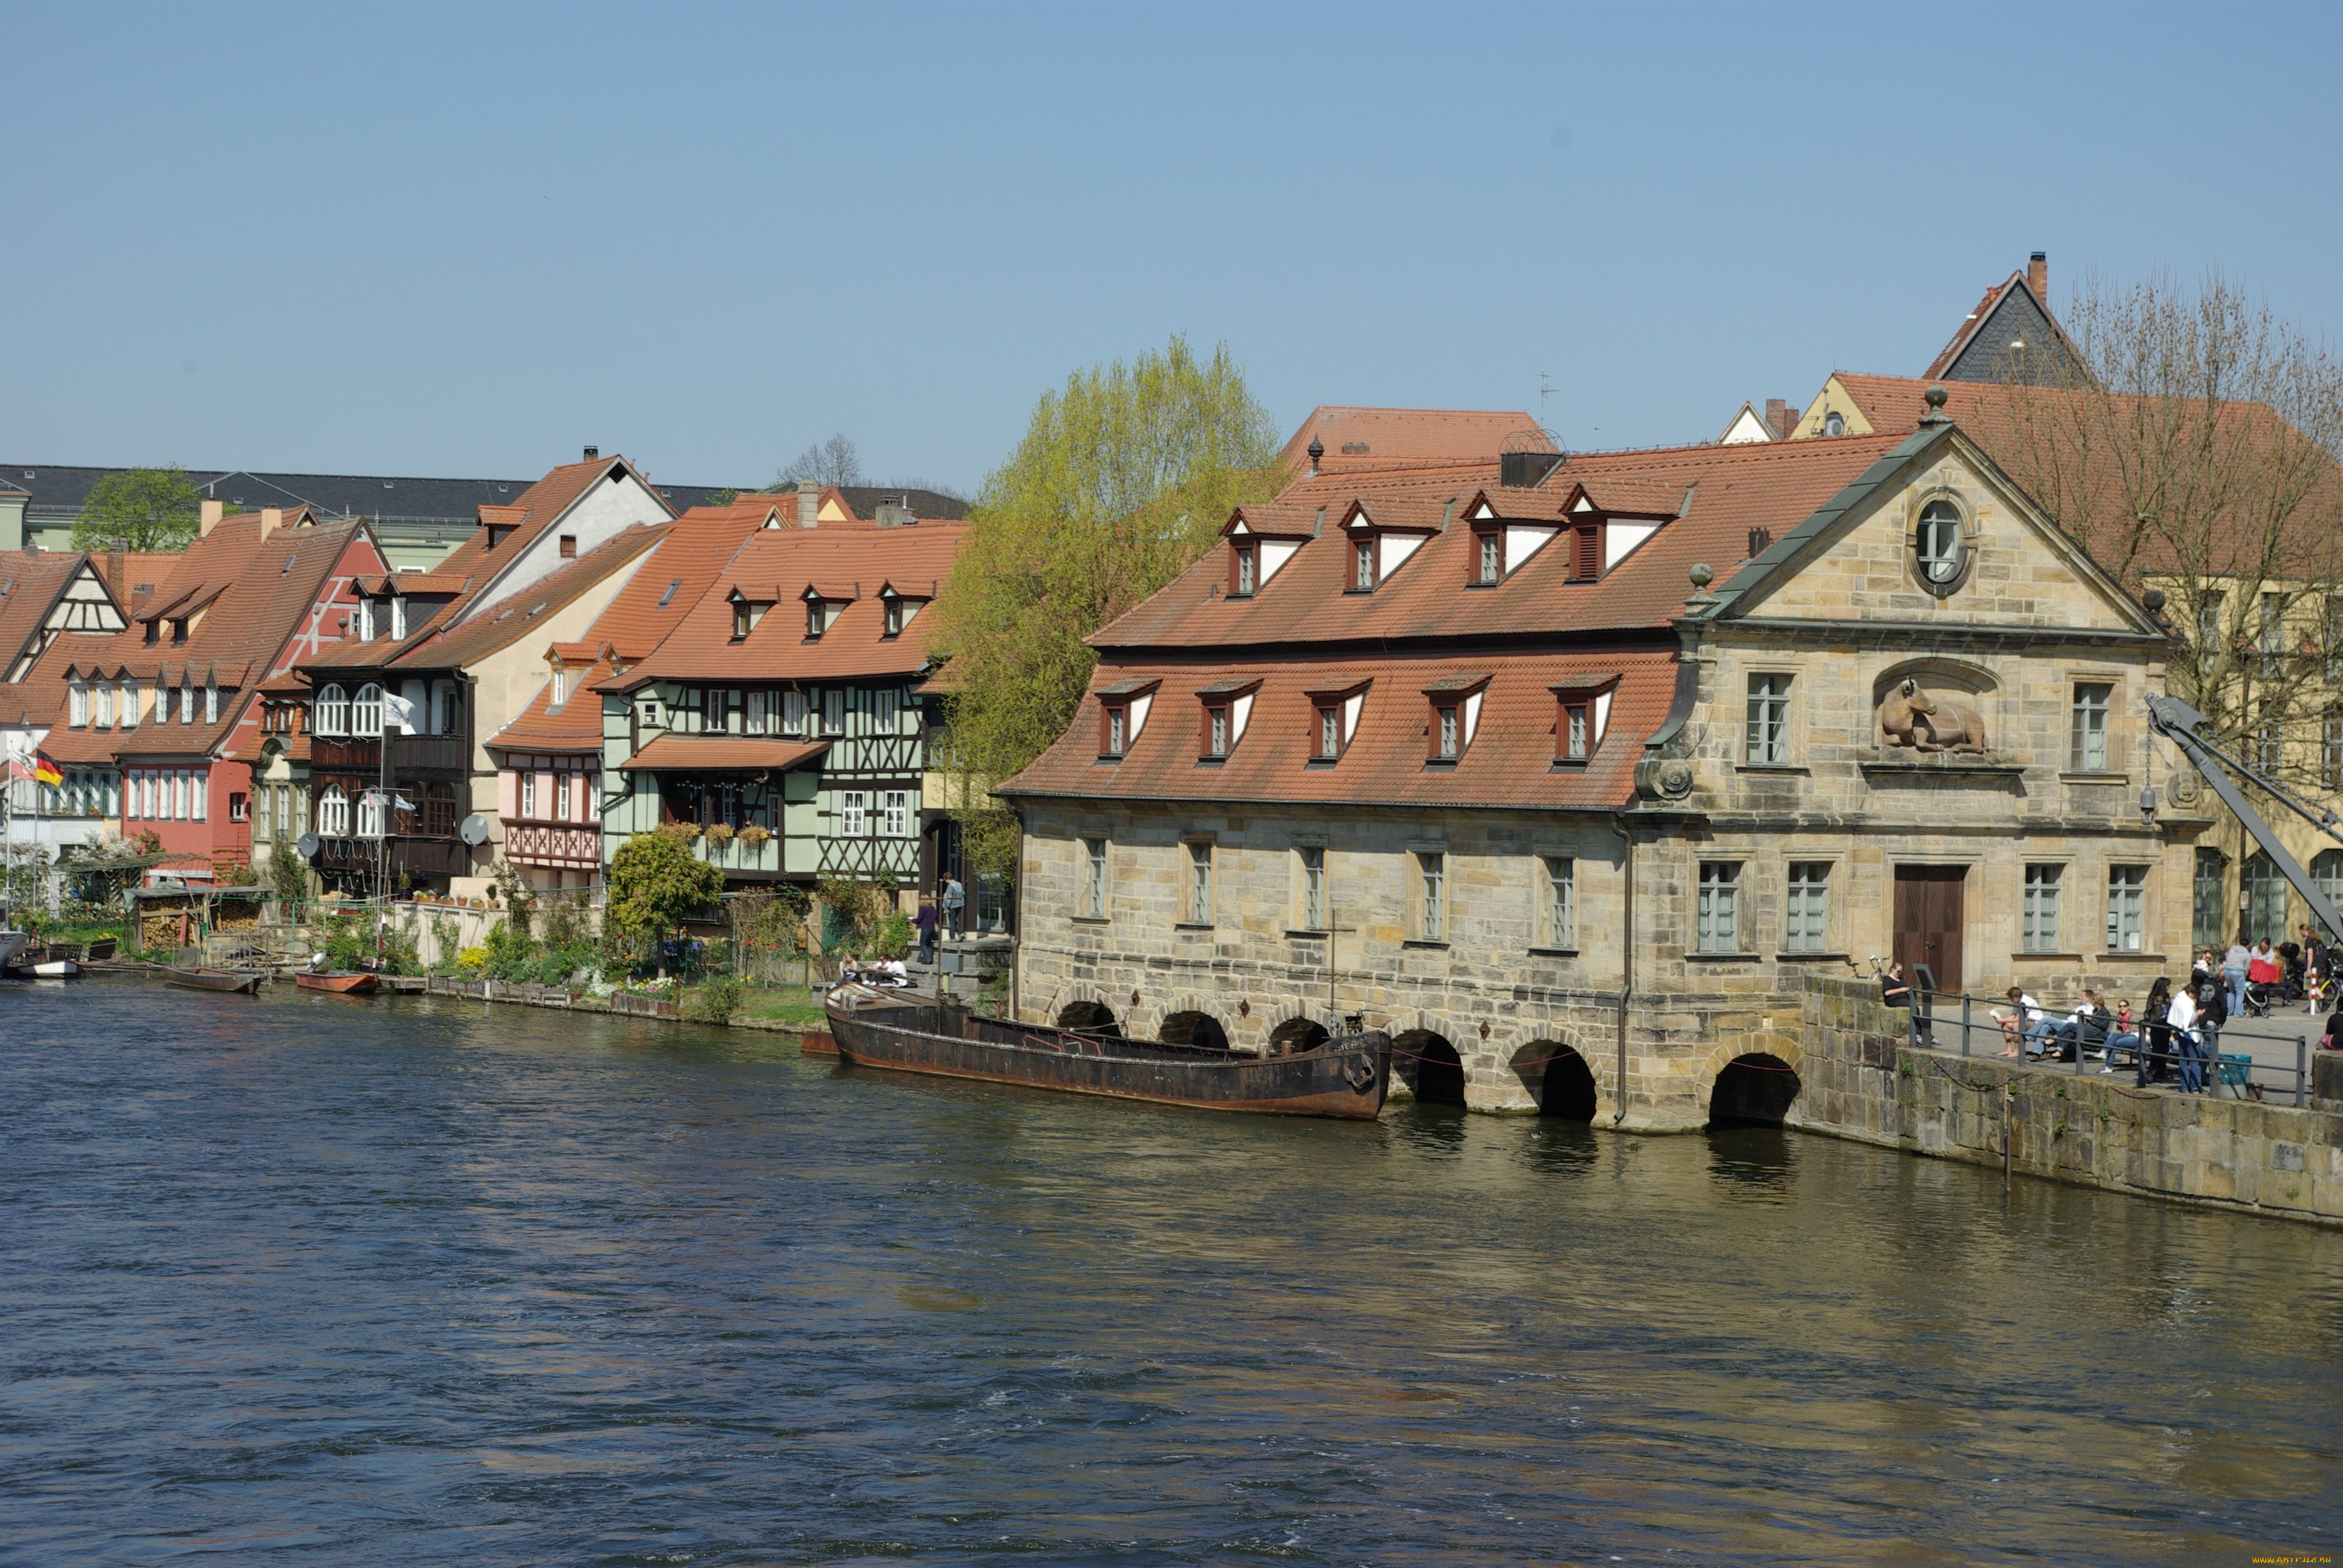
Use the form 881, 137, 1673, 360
295, 970, 379, 995
824, 995, 1391, 1119
165, 966, 267, 995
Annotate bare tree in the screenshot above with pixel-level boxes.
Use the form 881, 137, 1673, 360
1991, 271, 2343, 785
776, 433, 864, 488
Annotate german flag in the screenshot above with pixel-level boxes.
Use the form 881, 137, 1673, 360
33, 752, 63, 788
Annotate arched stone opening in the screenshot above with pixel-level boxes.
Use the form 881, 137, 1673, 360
1159, 1010, 1231, 1052
1516, 1040, 1597, 1122
1267, 1016, 1331, 1054
1056, 998, 1121, 1036
1392, 1029, 1466, 1107
1707, 1052, 1801, 1128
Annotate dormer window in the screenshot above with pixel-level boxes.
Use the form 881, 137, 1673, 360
1571, 524, 1601, 582
1550, 679, 1617, 765
1423, 675, 1488, 765
551, 666, 568, 707
487, 525, 512, 550
1234, 544, 1256, 596
1353, 539, 1375, 592
806, 598, 825, 638
1193, 678, 1259, 763
1307, 681, 1369, 762
1093, 679, 1159, 761
1477, 531, 1500, 585
881, 593, 925, 637
732, 594, 768, 642
390, 596, 407, 640
170, 617, 188, 644
559, 534, 577, 558
358, 598, 375, 641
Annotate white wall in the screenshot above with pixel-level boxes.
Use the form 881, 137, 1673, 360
458, 468, 671, 623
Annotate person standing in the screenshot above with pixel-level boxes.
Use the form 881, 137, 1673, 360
2139, 976, 2175, 1085
914, 898, 939, 966
941, 875, 966, 940
2223, 938, 2250, 1020
2167, 981, 2203, 1093
2304, 927, 2330, 1014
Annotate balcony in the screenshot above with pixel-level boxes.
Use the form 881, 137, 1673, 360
315, 834, 471, 880
505, 822, 601, 868
387, 733, 467, 774
688, 830, 783, 877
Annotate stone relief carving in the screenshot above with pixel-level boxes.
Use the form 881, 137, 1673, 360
1877, 677, 1988, 755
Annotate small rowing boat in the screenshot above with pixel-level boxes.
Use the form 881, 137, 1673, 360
825, 994, 1391, 1119
165, 966, 267, 995
295, 970, 379, 995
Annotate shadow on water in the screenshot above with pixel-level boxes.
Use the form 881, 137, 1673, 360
1706, 1124, 1799, 1194
1516, 1116, 1603, 1177
1382, 1096, 1471, 1155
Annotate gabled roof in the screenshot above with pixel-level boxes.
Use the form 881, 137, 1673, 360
417, 455, 676, 628
485, 504, 777, 753
1920, 267, 2088, 385
602, 523, 969, 691
1093, 434, 1902, 652
1276, 407, 1553, 474
0, 551, 94, 679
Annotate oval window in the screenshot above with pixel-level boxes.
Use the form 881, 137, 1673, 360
1916, 500, 1965, 589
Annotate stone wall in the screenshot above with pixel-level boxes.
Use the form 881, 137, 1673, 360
1789, 973, 2343, 1227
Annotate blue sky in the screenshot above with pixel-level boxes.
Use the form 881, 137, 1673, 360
5, 2, 2338, 494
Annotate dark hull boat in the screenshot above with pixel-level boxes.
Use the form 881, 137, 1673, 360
825, 998, 1391, 1119
165, 967, 267, 995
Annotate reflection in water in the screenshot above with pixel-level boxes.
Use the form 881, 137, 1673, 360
1, 982, 2339, 1567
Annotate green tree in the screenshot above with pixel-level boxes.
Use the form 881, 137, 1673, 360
931, 335, 1283, 875
72, 466, 203, 552
605, 828, 724, 972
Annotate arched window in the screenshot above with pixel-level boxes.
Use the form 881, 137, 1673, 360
315, 684, 349, 736
317, 784, 349, 837
356, 788, 384, 840
1915, 499, 1965, 592
352, 684, 384, 735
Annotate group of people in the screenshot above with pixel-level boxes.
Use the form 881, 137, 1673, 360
2203, 931, 2329, 1018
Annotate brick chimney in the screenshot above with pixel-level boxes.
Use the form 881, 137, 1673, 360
259, 506, 283, 540
2027, 251, 2048, 303
107, 538, 126, 599
1764, 397, 1794, 439
199, 498, 224, 537
796, 479, 819, 529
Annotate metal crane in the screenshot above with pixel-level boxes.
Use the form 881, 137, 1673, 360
2145, 694, 2343, 941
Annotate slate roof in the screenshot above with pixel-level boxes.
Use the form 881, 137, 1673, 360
601, 523, 969, 691
0, 462, 741, 528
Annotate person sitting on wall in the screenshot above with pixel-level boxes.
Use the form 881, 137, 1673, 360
2037, 987, 2102, 1062
2098, 997, 2141, 1074
1991, 987, 2042, 1059
2322, 996, 2343, 1051
1879, 960, 1913, 1011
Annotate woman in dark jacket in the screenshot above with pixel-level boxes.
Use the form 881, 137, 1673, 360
2140, 975, 2174, 1085
1880, 960, 1913, 1011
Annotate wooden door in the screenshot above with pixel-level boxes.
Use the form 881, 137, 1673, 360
1892, 866, 1966, 996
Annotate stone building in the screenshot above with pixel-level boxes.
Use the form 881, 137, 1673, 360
1001, 399, 2192, 1130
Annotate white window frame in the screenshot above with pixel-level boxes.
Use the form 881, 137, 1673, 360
316, 684, 348, 736
118, 679, 137, 729
1418, 851, 1446, 942
520, 771, 537, 818
882, 789, 909, 837
68, 681, 88, 727
353, 684, 383, 736
319, 785, 349, 837
1746, 673, 1791, 764
1544, 855, 1575, 949
204, 682, 218, 724
1696, 861, 1741, 953
839, 789, 867, 837
822, 688, 844, 736
782, 690, 807, 736
2106, 865, 2148, 953
2070, 683, 2111, 771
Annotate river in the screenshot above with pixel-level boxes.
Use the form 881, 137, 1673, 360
2, 981, 2339, 1565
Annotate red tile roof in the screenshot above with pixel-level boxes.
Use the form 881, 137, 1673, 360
487, 504, 773, 753
1004, 649, 1675, 810
415, 455, 675, 626
0, 551, 91, 678
1094, 434, 1902, 652
603, 523, 969, 690
618, 734, 831, 773
1276, 407, 1553, 474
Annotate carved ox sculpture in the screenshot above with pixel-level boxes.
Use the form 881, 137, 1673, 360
1878, 677, 1988, 754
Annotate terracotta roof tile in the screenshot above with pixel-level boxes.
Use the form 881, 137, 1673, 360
1003, 650, 1676, 810
0, 552, 90, 676
618, 735, 831, 772
605, 524, 969, 690
1277, 407, 1553, 473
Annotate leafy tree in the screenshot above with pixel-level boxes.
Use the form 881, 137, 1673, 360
777, 433, 864, 488
605, 829, 724, 970
72, 465, 203, 552
930, 334, 1283, 876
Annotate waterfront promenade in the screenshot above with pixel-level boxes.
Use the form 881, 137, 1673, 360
2, 979, 2339, 1564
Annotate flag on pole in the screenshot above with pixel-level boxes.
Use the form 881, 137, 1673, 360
382, 693, 416, 730
33, 753, 63, 788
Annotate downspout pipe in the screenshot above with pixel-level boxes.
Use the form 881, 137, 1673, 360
1611, 812, 1634, 1126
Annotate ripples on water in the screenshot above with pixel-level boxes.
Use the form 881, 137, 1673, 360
1, 981, 2339, 1566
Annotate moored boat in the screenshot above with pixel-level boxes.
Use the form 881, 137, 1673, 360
824, 995, 1391, 1118
165, 966, 267, 995
295, 970, 379, 995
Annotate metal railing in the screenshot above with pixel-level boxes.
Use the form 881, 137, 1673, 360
1904, 986, 2310, 1108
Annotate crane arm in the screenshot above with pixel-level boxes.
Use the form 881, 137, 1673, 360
2146, 693, 2343, 941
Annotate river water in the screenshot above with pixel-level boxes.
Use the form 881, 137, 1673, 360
2, 982, 2339, 1566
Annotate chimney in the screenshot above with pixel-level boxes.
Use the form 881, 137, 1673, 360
1764, 397, 1792, 439
583, 445, 600, 460
107, 538, 126, 598
199, 498, 224, 537
2027, 251, 2047, 302
259, 506, 283, 540
796, 479, 819, 529
875, 498, 913, 529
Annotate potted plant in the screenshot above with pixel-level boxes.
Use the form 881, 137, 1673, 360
705, 822, 735, 846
